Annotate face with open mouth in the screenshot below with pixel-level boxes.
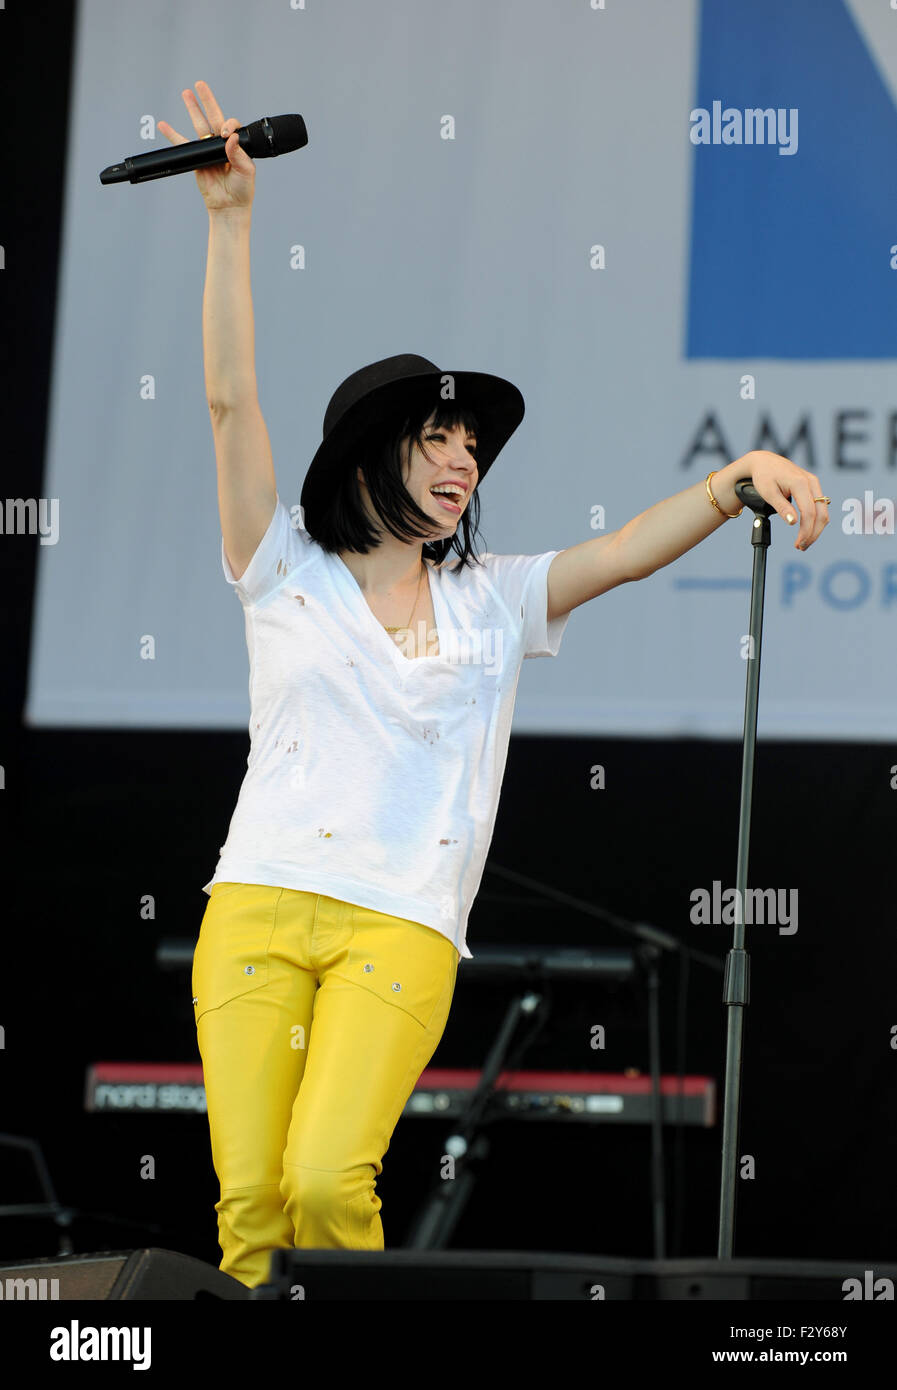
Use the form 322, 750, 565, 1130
414, 412, 478, 529
352, 412, 479, 541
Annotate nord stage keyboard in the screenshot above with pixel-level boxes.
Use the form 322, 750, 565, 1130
84, 1063, 715, 1126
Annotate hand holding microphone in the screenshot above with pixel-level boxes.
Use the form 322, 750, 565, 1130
100, 79, 308, 209
157, 81, 256, 213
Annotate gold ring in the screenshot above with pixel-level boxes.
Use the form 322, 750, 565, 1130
201, 133, 215, 139
813, 495, 831, 504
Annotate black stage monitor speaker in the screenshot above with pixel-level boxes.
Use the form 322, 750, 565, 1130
0, 1249, 249, 1301
251, 1250, 897, 1301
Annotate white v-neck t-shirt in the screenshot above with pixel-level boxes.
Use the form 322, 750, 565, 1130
202, 494, 571, 959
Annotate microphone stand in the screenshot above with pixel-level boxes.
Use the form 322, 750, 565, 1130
717, 478, 777, 1258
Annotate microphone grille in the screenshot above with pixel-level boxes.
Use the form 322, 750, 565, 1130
242, 114, 308, 158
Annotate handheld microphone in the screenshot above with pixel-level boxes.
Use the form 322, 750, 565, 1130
100, 114, 308, 185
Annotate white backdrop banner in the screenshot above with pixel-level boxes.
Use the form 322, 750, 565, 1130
25, 0, 897, 739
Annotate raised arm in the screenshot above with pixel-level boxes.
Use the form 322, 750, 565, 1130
159, 81, 277, 581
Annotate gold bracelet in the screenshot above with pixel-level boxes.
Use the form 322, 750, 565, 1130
705, 470, 743, 519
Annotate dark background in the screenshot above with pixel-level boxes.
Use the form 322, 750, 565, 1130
2, 1, 894, 1274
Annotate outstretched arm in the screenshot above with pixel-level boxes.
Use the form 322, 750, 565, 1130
546, 450, 830, 622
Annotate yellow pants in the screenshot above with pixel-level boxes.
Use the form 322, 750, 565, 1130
191, 882, 460, 1289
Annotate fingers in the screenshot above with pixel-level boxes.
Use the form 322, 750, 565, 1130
748, 453, 830, 551
194, 79, 227, 135
157, 86, 215, 144
156, 118, 188, 145
158, 84, 244, 158
157, 109, 234, 146
792, 476, 829, 551
180, 84, 220, 138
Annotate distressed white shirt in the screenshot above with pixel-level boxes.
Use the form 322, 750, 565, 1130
202, 495, 571, 959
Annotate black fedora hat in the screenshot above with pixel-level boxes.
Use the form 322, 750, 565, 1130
300, 353, 525, 519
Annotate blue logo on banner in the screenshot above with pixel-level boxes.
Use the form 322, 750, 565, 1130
687, 0, 897, 358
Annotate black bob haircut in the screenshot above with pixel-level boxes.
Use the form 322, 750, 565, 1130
303, 397, 486, 571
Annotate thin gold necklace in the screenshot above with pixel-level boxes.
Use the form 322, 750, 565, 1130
383, 560, 425, 633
